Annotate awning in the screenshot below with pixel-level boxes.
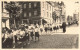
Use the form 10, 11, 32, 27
2, 17, 9, 20
29, 16, 41, 20
42, 19, 47, 23
2, 17, 9, 22
42, 18, 50, 24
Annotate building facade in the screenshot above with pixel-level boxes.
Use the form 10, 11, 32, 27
2, 2, 10, 28
20, 2, 41, 25
41, 1, 53, 24
2, 1, 66, 28
20, 1, 54, 25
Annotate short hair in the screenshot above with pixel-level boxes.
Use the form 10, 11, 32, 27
8, 29, 12, 34
25, 26, 28, 29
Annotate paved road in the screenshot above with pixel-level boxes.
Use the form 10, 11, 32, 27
15, 34, 78, 49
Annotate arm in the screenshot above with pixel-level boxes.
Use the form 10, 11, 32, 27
3, 38, 7, 43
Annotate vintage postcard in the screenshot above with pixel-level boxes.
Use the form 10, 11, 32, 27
0, 0, 80, 49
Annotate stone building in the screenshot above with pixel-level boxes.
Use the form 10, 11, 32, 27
19, 1, 54, 26
2, 2, 10, 28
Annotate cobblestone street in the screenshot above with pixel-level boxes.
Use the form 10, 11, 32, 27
15, 34, 78, 48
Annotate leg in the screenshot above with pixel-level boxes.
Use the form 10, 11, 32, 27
27, 36, 30, 45
35, 36, 36, 42
31, 36, 33, 41
38, 36, 39, 41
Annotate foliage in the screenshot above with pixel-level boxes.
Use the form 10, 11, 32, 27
4, 1, 22, 18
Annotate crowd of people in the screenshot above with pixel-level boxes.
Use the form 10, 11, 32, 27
2, 22, 66, 48
2, 24, 40, 48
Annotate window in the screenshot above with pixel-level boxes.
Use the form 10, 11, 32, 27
47, 4, 48, 10
34, 11, 37, 15
48, 5, 50, 10
34, 3, 37, 7
23, 20, 27, 24
47, 12, 48, 17
24, 4, 26, 8
43, 10, 44, 16
29, 12, 31, 16
43, 2, 44, 8
29, 3, 31, 8
24, 13, 26, 17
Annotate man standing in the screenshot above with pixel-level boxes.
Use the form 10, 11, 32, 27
62, 22, 66, 33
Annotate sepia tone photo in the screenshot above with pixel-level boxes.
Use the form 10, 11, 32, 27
1, 0, 80, 49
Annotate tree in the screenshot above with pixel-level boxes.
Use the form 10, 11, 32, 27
4, 1, 22, 28
52, 11, 57, 22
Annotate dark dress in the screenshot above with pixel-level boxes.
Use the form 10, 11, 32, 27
3, 37, 13, 48
30, 32, 34, 37
62, 22, 66, 33
45, 27, 47, 32
25, 33, 29, 41
50, 28, 52, 31
40, 28, 43, 32
53, 26, 57, 30
35, 32, 39, 37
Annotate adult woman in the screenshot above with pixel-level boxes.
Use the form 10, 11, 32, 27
25, 28, 30, 45
30, 27, 34, 41
62, 22, 66, 33
7, 29, 13, 48
19, 28, 25, 42
3, 30, 13, 48
34, 26, 39, 42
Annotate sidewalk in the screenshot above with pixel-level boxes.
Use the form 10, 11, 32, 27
39, 26, 79, 35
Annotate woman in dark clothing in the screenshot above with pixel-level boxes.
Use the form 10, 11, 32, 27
62, 22, 66, 33
50, 27, 52, 32
30, 31, 34, 41
2, 31, 9, 48
53, 26, 56, 31
35, 26, 39, 41
2, 30, 13, 48
2, 33, 6, 48
6, 37, 13, 48
8, 29, 13, 48
25, 31, 29, 41
35, 32, 39, 41
45, 27, 47, 33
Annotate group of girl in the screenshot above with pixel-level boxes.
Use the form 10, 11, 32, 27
2, 25, 40, 48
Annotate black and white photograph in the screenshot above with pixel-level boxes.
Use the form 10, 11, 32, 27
1, 0, 80, 49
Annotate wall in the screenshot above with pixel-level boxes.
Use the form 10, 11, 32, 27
41, 1, 53, 24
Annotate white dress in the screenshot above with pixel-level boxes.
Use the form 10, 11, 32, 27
19, 31, 25, 36
35, 28, 39, 32
12, 30, 17, 36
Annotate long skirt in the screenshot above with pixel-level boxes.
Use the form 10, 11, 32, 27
63, 28, 66, 33
30, 32, 34, 37
35, 32, 39, 37
3, 38, 13, 48
53, 27, 57, 30
45, 28, 47, 32
50, 28, 52, 31
40, 28, 43, 32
